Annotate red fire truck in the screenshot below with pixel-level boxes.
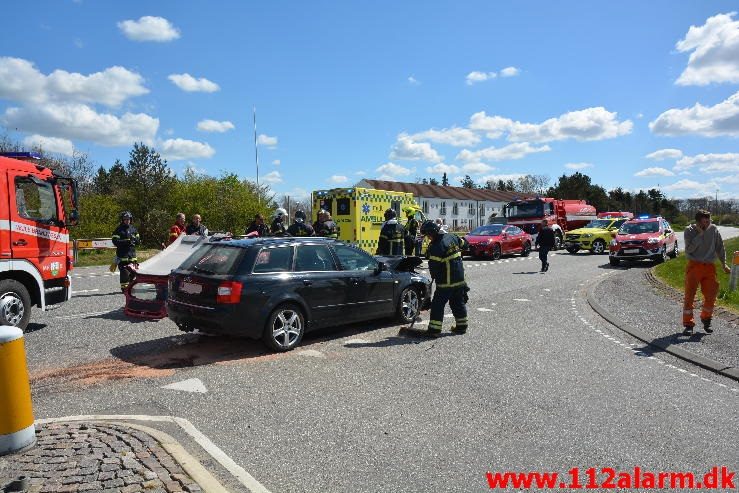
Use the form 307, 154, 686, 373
497, 197, 597, 249
0, 152, 79, 330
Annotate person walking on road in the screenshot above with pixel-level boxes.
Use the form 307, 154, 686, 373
421, 220, 469, 336
377, 209, 406, 256
186, 214, 208, 236
535, 219, 555, 272
682, 210, 730, 335
167, 212, 186, 245
246, 213, 270, 237
112, 211, 140, 292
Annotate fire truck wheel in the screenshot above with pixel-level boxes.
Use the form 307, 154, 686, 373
0, 279, 31, 331
590, 239, 607, 255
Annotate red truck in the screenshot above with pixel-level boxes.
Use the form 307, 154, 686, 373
0, 152, 79, 330
497, 197, 597, 249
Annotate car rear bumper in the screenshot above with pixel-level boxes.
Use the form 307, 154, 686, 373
166, 299, 264, 339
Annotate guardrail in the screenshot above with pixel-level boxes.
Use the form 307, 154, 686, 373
73, 238, 115, 263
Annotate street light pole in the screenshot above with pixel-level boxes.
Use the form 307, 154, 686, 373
253, 106, 260, 205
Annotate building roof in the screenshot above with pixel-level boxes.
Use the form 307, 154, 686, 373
358, 179, 521, 202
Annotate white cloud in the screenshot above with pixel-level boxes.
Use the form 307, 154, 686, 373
456, 142, 551, 162
466, 71, 497, 85
117, 16, 180, 42
508, 107, 633, 143
272, 159, 281, 166
168, 73, 220, 93
159, 139, 215, 161
650, 90, 739, 137
675, 12, 739, 86
22, 135, 74, 156
500, 66, 520, 77
328, 175, 349, 184
462, 162, 495, 174
634, 167, 676, 177
354, 170, 366, 175
408, 127, 480, 147
674, 152, 739, 173
376, 162, 413, 177
645, 148, 683, 161
426, 163, 460, 174
664, 179, 715, 192
0, 57, 148, 107
257, 134, 278, 147
261, 171, 283, 184
196, 119, 234, 133
564, 162, 593, 170
469, 112, 515, 139
479, 173, 526, 183
2, 103, 158, 147
390, 133, 443, 162
408, 76, 420, 85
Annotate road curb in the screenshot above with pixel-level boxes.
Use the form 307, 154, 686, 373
586, 280, 739, 383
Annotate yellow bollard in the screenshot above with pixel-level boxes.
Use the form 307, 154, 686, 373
0, 326, 35, 455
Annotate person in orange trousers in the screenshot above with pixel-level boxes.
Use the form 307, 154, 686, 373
682, 210, 730, 335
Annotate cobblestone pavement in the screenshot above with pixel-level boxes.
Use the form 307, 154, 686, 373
0, 422, 203, 493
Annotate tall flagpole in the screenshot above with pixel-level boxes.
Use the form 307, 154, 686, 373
253, 106, 260, 205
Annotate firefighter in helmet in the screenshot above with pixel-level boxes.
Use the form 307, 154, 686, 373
271, 208, 288, 236
403, 206, 420, 256
421, 219, 469, 337
314, 209, 339, 239
112, 211, 140, 292
287, 209, 315, 237
377, 208, 406, 256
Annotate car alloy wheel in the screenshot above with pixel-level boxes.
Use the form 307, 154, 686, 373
397, 286, 420, 323
591, 239, 606, 254
671, 240, 679, 258
521, 242, 531, 257
491, 244, 502, 260
264, 305, 305, 352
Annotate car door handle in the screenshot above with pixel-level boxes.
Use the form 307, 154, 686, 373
12, 239, 27, 246
302, 279, 313, 286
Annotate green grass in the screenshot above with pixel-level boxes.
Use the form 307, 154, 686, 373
654, 236, 739, 313
74, 249, 161, 268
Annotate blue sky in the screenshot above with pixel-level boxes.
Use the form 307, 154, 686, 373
1, 1, 738, 201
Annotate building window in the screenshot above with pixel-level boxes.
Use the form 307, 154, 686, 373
452, 202, 458, 215
422, 201, 429, 214
440, 202, 447, 216
452, 219, 458, 230
468, 203, 475, 216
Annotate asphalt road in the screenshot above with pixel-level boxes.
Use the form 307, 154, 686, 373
22, 226, 739, 492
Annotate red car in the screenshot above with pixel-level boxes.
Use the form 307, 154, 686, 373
608, 216, 678, 266
463, 224, 533, 260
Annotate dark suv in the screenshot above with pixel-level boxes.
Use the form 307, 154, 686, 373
167, 237, 432, 351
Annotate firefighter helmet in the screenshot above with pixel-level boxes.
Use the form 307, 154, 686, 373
274, 208, 287, 218
384, 208, 397, 220
420, 220, 440, 236
120, 211, 133, 221
294, 210, 307, 223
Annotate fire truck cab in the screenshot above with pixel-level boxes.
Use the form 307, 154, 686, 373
0, 152, 79, 330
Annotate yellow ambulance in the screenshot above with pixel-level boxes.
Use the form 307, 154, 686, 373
312, 187, 426, 254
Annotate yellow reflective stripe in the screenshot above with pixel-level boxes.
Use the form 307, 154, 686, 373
437, 281, 467, 288
428, 320, 443, 328
429, 252, 461, 262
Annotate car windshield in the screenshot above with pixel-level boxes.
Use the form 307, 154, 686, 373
620, 222, 659, 234
180, 245, 246, 275
469, 225, 504, 236
505, 201, 542, 218
583, 220, 612, 229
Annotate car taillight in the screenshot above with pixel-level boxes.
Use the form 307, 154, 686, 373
216, 280, 243, 304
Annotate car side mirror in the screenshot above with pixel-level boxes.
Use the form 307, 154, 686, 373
375, 262, 387, 274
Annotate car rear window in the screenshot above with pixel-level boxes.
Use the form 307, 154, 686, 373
253, 246, 293, 273
180, 245, 246, 275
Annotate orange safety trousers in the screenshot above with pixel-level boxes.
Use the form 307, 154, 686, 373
682, 260, 719, 327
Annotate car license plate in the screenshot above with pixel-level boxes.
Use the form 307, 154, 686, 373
623, 248, 639, 254
180, 281, 202, 294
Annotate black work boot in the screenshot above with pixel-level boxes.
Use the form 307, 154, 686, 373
682, 325, 694, 335
702, 318, 713, 334
451, 326, 467, 335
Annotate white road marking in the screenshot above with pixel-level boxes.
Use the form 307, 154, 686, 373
54, 309, 120, 320
444, 314, 454, 318
297, 349, 326, 358
345, 338, 370, 344
73, 289, 100, 294
35, 415, 272, 493
477, 307, 494, 312
162, 378, 208, 393
512, 298, 530, 302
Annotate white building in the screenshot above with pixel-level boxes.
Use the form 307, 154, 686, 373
356, 179, 520, 231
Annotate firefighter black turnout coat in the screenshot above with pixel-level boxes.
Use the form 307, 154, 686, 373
271, 218, 287, 236
426, 232, 467, 289
287, 221, 315, 237
314, 220, 339, 239
246, 221, 270, 237
377, 219, 406, 256
112, 223, 140, 263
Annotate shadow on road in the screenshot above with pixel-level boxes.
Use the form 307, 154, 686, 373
24, 323, 47, 333
85, 308, 151, 324
512, 271, 540, 275
631, 331, 707, 358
